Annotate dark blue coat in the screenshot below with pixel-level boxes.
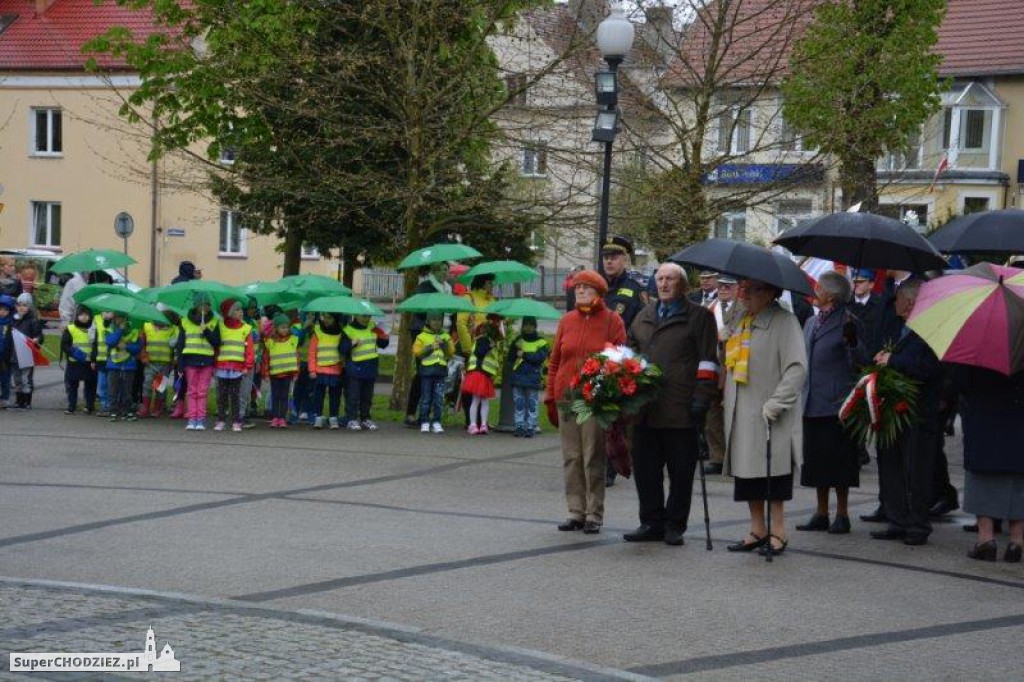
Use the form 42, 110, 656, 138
509, 334, 549, 389
802, 305, 868, 418
887, 328, 943, 433
951, 366, 1024, 475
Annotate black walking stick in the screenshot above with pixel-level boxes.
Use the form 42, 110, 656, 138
764, 418, 773, 563
696, 420, 713, 551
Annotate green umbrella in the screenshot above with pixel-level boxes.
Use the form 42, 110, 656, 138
303, 295, 384, 317
239, 281, 294, 306
280, 274, 352, 296
485, 298, 562, 321
152, 280, 247, 312
73, 283, 139, 305
51, 249, 137, 274
397, 243, 482, 270
457, 260, 539, 285
396, 292, 478, 314
85, 293, 169, 325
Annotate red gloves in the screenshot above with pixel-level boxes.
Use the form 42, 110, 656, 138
545, 399, 560, 428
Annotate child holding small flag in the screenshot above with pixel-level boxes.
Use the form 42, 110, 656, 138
11, 293, 45, 409
139, 312, 178, 418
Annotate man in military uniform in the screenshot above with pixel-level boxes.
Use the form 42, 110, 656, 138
688, 271, 719, 306
601, 235, 645, 487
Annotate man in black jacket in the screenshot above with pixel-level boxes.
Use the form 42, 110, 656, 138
870, 279, 943, 546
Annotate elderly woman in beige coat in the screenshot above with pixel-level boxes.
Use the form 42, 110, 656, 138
722, 279, 807, 556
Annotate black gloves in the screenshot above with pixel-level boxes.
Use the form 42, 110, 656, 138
690, 395, 710, 425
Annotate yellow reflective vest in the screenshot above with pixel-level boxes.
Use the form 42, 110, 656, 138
313, 324, 341, 367
93, 316, 109, 362
143, 323, 177, 365
343, 325, 379, 364
68, 325, 92, 363
467, 341, 501, 375
218, 322, 252, 364
180, 318, 216, 356
413, 330, 453, 368
265, 335, 299, 376
513, 337, 548, 371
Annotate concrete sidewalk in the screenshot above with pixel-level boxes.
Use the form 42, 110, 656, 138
1, 366, 1022, 679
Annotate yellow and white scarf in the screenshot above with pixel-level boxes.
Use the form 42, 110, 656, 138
724, 315, 753, 384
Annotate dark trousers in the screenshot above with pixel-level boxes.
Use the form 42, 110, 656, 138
216, 376, 242, 424
269, 376, 292, 420
931, 436, 958, 505
132, 365, 145, 403
292, 363, 314, 417
633, 426, 699, 533
345, 376, 375, 422
108, 368, 136, 416
313, 376, 342, 418
418, 375, 445, 424
65, 364, 97, 412
878, 427, 937, 539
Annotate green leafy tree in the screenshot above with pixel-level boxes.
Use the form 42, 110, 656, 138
782, 0, 946, 210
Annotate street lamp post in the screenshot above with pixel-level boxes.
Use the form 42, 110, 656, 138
592, 2, 635, 271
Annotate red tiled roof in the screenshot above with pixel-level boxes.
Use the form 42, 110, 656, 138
0, 0, 166, 72
936, 0, 1024, 77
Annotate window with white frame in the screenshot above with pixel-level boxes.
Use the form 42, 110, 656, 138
31, 201, 62, 247
32, 108, 62, 155
717, 104, 751, 155
218, 209, 246, 256
521, 142, 547, 177
301, 243, 320, 260
714, 212, 746, 241
774, 200, 814, 235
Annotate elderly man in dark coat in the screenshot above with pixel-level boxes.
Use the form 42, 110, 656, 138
625, 262, 721, 546
870, 278, 943, 546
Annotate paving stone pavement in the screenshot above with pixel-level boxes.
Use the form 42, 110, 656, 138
1, 365, 1023, 680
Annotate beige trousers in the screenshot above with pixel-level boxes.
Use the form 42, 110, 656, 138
559, 416, 607, 524
705, 400, 726, 465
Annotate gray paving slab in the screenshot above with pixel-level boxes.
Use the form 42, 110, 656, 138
1, 365, 1022, 679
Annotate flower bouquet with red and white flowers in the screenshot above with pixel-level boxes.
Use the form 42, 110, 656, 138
838, 363, 919, 447
566, 345, 662, 478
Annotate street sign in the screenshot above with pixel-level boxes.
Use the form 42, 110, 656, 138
114, 211, 135, 239
166, 228, 186, 237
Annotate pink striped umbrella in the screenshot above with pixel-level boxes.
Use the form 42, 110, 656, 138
907, 262, 1024, 375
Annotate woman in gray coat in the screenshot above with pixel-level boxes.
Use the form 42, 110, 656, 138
796, 271, 868, 535
723, 279, 808, 555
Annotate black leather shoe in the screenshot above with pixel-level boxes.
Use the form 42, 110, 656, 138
557, 518, 584, 532
967, 540, 997, 561
663, 528, 684, 546
828, 516, 852, 534
928, 498, 960, 517
726, 533, 766, 552
758, 535, 788, 556
870, 527, 906, 541
702, 462, 723, 475
860, 507, 887, 523
582, 521, 601, 534
796, 513, 830, 531
624, 524, 664, 542
903, 534, 928, 546
605, 473, 616, 487
1005, 542, 1022, 563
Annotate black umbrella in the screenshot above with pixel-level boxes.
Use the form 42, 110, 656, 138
774, 212, 947, 272
928, 209, 1024, 254
670, 239, 813, 297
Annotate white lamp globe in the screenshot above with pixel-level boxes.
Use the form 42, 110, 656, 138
596, 3, 636, 60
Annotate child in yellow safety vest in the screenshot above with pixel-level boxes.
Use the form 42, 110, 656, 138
138, 314, 179, 418
60, 304, 97, 414
175, 293, 220, 431
262, 313, 299, 429
413, 311, 455, 434
461, 316, 504, 435
508, 316, 549, 438
308, 312, 344, 430
214, 299, 254, 432
340, 313, 390, 431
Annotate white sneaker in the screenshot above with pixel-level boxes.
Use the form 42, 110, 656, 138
313, 416, 325, 430
194, 421, 206, 431
298, 412, 309, 421
432, 422, 444, 434
360, 420, 378, 431
213, 421, 226, 432
420, 423, 430, 433
347, 420, 362, 431
185, 420, 196, 431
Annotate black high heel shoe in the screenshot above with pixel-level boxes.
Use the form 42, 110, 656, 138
726, 533, 766, 552
1005, 542, 1022, 563
967, 540, 997, 561
758, 535, 788, 556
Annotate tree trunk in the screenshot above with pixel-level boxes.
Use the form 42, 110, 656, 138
281, 228, 303, 276
341, 249, 357, 289
839, 155, 879, 212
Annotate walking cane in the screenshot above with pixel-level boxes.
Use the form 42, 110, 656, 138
764, 418, 773, 563
696, 421, 713, 551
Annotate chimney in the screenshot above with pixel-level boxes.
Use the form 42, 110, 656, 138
35, 0, 59, 16
642, 5, 675, 59
568, 0, 608, 35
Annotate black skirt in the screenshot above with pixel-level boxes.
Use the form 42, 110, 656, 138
734, 474, 793, 502
800, 416, 860, 488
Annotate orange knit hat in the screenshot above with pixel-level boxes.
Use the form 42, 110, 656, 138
571, 269, 609, 296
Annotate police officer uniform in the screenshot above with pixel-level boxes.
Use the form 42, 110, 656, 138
602, 235, 645, 331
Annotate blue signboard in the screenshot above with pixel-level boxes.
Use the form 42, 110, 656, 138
703, 163, 824, 185
166, 228, 186, 237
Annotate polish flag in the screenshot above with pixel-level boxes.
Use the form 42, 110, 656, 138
151, 372, 170, 394
928, 155, 950, 193
12, 329, 50, 368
